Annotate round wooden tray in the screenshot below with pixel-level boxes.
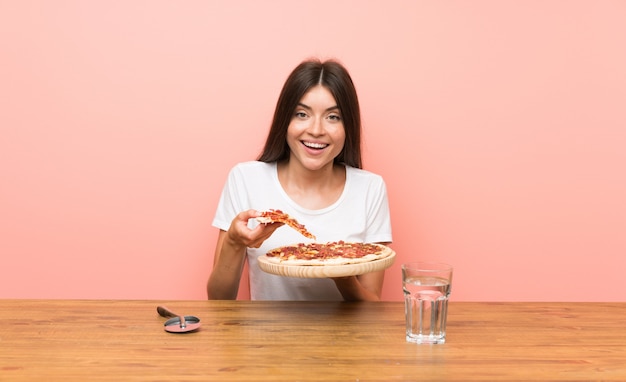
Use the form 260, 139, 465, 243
257, 250, 396, 278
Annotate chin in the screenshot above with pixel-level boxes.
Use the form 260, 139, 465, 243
304, 162, 334, 172
290, 153, 335, 172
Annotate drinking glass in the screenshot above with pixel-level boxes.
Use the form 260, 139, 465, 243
402, 262, 453, 344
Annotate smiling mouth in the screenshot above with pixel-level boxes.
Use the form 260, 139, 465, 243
302, 141, 329, 150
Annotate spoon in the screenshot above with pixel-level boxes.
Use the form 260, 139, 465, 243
157, 305, 201, 333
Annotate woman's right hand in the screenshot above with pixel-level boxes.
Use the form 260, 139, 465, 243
208, 209, 284, 300
226, 209, 284, 249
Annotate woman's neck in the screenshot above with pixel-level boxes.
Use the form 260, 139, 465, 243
277, 160, 346, 210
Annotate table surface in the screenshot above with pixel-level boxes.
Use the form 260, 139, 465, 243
1, 299, 625, 381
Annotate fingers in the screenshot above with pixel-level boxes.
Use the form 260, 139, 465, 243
228, 210, 283, 248
236, 209, 260, 222
247, 221, 283, 248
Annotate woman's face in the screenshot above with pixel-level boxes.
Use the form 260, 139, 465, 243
286, 85, 346, 172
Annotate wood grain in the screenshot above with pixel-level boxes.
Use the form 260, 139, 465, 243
257, 250, 396, 278
0, 300, 625, 381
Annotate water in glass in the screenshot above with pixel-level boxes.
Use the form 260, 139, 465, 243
403, 275, 451, 344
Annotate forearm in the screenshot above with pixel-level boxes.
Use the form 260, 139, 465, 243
333, 275, 382, 302
207, 234, 247, 300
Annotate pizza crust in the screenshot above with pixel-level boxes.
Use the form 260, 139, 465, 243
255, 216, 275, 224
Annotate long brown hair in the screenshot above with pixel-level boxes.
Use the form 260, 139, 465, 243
257, 59, 362, 169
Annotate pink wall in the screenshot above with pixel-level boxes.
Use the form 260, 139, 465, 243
1, 1, 625, 301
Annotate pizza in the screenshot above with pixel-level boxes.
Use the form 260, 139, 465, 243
256, 209, 316, 240
263, 241, 393, 266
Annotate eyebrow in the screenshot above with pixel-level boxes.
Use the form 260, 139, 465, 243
297, 102, 340, 112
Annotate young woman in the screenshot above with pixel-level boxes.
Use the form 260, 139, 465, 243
207, 59, 392, 301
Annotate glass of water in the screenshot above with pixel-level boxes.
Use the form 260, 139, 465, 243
402, 262, 453, 344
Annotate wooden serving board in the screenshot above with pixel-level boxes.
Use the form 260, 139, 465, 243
257, 250, 396, 278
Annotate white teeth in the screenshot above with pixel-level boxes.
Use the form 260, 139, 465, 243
303, 142, 328, 149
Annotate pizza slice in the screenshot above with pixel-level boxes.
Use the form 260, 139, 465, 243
256, 209, 316, 240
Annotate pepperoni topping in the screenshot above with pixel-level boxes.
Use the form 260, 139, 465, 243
267, 241, 383, 260
258, 209, 316, 240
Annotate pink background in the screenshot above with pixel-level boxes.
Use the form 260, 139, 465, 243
1, 1, 625, 301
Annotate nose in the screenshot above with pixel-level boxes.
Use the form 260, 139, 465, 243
308, 116, 324, 136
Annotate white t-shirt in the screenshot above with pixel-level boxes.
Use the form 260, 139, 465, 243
212, 161, 393, 301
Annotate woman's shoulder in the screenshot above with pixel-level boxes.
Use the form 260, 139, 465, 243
345, 165, 385, 184
230, 160, 276, 175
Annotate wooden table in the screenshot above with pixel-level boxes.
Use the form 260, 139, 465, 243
1, 300, 625, 381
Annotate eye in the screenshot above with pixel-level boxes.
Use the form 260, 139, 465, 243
294, 111, 308, 119
328, 114, 342, 122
